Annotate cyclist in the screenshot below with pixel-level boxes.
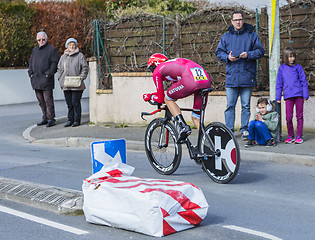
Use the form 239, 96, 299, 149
143, 53, 211, 143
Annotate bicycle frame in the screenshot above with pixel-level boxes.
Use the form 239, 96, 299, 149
181, 89, 219, 161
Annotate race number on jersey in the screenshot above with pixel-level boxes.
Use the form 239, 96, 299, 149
190, 67, 208, 81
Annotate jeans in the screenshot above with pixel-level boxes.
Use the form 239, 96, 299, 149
35, 89, 55, 121
248, 120, 273, 145
225, 87, 252, 133
64, 90, 83, 123
285, 97, 304, 137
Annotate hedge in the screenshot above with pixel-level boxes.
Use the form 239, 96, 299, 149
0, 0, 193, 68
0, 1, 35, 67
0, 0, 95, 68
0, 0, 197, 68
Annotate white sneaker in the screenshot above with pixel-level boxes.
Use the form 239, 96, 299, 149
241, 131, 249, 140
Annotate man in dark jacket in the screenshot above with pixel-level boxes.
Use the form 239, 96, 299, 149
28, 32, 59, 127
215, 11, 265, 140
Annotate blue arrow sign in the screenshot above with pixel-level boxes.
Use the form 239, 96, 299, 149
91, 139, 126, 174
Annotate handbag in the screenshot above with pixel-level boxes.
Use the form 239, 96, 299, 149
64, 76, 81, 87
63, 60, 81, 88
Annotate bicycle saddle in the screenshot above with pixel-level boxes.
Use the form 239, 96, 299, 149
200, 88, 214, 95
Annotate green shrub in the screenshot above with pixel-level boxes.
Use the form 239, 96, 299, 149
77, 0, 107, 19
147, 0, 196, 15
0, 0, 35, 67
105, 0, 196, 19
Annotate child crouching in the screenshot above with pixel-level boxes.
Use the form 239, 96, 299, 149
245, 98, 280, 147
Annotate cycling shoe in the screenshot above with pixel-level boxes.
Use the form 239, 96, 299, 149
176, 125, 192, 144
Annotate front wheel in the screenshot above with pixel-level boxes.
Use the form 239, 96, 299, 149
144, 118, 182, 175
199, 122, 240, 183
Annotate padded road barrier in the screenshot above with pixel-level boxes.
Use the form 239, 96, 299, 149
82, 164, 208, 237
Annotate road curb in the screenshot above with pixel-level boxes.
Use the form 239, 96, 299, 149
240, 149, 315, 166
30, 136, 315, 167
23, 124, 36, 142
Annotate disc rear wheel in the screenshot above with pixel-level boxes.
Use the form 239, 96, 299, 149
199, 122, 240, 183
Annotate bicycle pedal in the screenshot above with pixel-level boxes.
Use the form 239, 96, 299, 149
177, 139, 187, 144
193, 159, 202, 165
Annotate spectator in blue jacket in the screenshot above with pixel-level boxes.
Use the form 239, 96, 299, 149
215, 11, 265, 140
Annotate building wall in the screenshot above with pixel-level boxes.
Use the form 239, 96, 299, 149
89, 61, 315, 131
0, 68, 89, 105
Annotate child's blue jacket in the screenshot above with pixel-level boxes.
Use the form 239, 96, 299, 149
276, 63, 309, 101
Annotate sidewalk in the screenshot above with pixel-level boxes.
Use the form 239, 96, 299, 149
24, 113, 315, 167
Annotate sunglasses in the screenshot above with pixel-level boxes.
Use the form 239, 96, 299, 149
232, 19, 244, 22
37, 39, 46, 42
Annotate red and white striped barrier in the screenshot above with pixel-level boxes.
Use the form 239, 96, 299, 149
82, 164, 209, 237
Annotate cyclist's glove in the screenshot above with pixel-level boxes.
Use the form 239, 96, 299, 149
143, 92, 157, 102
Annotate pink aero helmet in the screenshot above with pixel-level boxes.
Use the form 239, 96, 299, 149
147, 53, 168, 68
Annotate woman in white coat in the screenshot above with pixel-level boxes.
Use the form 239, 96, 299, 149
57, 38, 88, 127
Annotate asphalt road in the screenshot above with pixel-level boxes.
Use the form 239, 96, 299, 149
0, 100, 315, 240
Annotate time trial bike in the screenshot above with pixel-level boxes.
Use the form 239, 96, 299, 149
141, 87, 240, 184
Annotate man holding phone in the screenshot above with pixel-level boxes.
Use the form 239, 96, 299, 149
215, 11, 265, 140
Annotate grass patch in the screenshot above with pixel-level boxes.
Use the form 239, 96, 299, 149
115, 123, 129, 128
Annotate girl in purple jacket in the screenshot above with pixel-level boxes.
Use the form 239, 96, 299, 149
276, 47, 309, 144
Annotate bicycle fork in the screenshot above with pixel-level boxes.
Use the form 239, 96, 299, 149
157, 123, 169, 149
157, 115, 173, 149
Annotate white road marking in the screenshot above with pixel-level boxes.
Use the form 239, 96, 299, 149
223, 225, 282, 240
0, 205, 89, 235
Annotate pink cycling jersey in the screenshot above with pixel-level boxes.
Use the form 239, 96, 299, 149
152, 58, 211, 112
